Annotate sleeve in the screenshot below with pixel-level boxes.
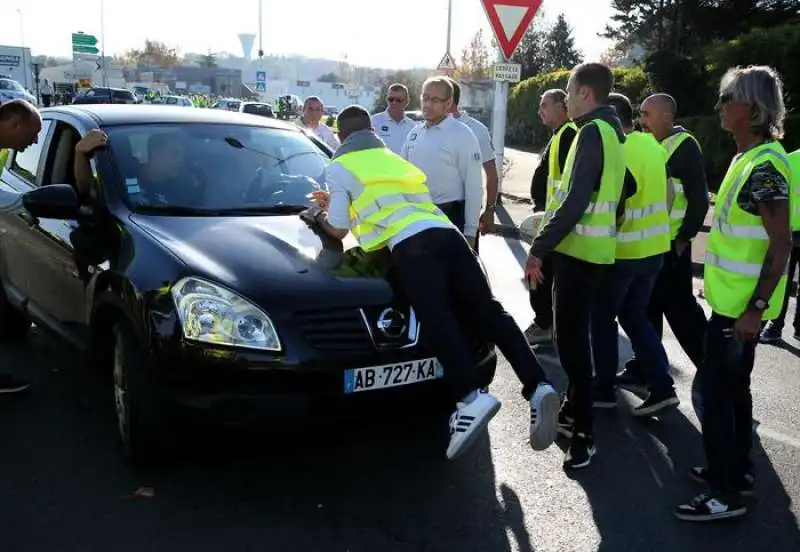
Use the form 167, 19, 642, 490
530, 138, 551, 211
669, 138, 710, 242
475, 124, 495, 164
529, 125, 602, 258
736, 160, 790, 216
617, 169, 637, 222
558, 126, 577, 174
457, 128, 485, 237
323, 164, 354, 231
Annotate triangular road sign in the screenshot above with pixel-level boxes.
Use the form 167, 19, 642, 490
437, 52, 457, 71
481, 0, 543, 60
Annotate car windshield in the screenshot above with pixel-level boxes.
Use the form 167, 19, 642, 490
106, 123, 330, 214
243, 103, 272, 116
0, 79, 24, 92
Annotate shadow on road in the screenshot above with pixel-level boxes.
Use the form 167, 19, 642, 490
0, 329, 521, 552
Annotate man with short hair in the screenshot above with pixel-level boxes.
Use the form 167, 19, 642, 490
525, 63, 627, 469
591, 92, 678, 415
309, 104, 560, 460
0, 99, 43, 394
446, 79, 499, 238
371, 83, 415, 155
401, 77, 483, 249
296, 96, 340, 150
523, 89, 577, 345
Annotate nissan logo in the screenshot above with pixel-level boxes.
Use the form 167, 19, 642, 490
376, 308, 407, 339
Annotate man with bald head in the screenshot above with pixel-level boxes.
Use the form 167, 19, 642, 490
623, 93, 709, 384
0, 99, 43, 394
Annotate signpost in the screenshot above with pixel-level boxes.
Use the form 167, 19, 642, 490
481, 0, 543, 197
437, 52, 457, 74
256, 70, 266, 94
72, 32, 100, 89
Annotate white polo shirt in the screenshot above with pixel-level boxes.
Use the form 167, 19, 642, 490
371, 110, 415, 154
455, 113, 495, 164
400, 115, 483, 237
296, 117, 341, 150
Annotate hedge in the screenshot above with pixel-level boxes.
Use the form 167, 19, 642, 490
678, 114, 800, 191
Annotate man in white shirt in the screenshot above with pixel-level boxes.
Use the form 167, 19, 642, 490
371, 83, 416, 154
296, 96, 340, 151
446, 78, 499, 236
400, 77, 483, 249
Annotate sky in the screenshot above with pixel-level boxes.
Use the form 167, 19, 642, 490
1, 0, 614, 69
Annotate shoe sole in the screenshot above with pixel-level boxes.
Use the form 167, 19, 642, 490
0, 384, 31, 394
446, 400, 501, 460
688, 470, 754, 497
674, 507, 747, 522
564, 447, 597, 470
633, 396, 680, 417
530, 389, 560, 451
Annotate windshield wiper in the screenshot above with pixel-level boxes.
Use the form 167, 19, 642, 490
131, 204, 223, 216
132, 204, 309, 216
217, 205, 309, 215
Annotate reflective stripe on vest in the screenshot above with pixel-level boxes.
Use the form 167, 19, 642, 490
705, 143, 791, 320
661, 131, 700, 240
543, 119, 626, 265
333, 147, 451, 251
546, 122, 578, 203
789, 150, 800, 232
616, 131, 671, 259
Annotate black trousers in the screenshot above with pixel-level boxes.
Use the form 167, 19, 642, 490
701, 314, 757, 499
552, 252, 605, 434
646, 241, 708, 369
528, 254, 554, 330
436, 200, 479, 253
772, 245, 800, 331
391, 228, 546, 403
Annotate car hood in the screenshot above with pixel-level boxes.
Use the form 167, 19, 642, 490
129, 213, 395, 310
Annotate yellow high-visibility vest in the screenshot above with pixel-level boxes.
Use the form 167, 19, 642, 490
661, 131, 702, 240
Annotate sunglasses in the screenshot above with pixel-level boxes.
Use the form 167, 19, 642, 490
387, 97, 406, 103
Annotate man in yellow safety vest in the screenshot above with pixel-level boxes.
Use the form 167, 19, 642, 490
590, 92, 679, 416
675, 66, 793, 523
525, 63, 627, 470
308, 105, 560, 461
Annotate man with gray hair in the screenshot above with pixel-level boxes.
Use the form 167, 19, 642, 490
675, 65, 793, 522
371, 83, 415, 154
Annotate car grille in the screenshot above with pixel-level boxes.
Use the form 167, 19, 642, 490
295, 308, 373, 353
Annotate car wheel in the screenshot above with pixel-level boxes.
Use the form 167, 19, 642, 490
113, 321, 170, 467
0, 282, 30, 341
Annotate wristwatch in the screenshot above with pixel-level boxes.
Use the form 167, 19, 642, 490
750, 297, 769, 311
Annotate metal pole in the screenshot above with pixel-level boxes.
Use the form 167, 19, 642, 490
17, 10, 29, 92
446, 0, 452, 54
100, 0, 107, 87
258, 0, 264, 100
491, 49, 508, 197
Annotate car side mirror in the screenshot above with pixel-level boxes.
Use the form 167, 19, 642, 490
22, 184, 80, 220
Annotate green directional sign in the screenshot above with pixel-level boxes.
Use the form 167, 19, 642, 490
72, 33, 98, 46
73, 45, 99, 54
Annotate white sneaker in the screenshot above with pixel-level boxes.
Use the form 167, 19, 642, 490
529, 383, 560, 451
446, 391, 501, 460
524, 324, 552, 345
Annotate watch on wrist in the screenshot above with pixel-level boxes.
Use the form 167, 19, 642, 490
750, 297, 769, 311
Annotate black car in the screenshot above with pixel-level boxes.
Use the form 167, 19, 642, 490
73, 87, 138, 105
0, 105, 496, 466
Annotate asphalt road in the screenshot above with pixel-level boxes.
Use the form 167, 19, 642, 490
2, 234, 800, 551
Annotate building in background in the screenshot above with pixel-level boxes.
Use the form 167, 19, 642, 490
0, 45, 33, 91
39, 59, 126, 90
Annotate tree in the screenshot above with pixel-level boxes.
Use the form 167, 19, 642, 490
509, 12, 550, 80
199, 51, 218, 68
543, 14, 583, 71
373, 71, 426, 113
456, 30, 491, 81
599, 44, 627, 68
123, 40, 180, 68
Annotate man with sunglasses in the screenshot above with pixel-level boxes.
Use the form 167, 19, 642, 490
371, 83, 415, 155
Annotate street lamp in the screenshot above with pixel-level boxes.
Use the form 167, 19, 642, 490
100, 0, 108, 87
16, 9, 29, 91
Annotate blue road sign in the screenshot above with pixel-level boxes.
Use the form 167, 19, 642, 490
255, 82, 266, 92
256, 71, 266, 82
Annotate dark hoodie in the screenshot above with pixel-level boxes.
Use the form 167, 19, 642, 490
529, 105, 628, 259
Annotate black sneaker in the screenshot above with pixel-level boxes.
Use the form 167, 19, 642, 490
563, 432, 596, 470
688, 467, 754, 497
0, 374, 30, 394
674, 492, 747, 522
614, 368, 648, 392
633, 388, 680, 416
592, 387, 617, 409
760, 323, 783, 343
557, 409, 574, 439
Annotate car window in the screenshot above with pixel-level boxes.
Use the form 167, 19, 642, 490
11, 120, 53, 183
112, 90, 133, 100
242, 103, 272, 117
0, 79, 24, 91
106, 123, 330, 212
165, 97, 178, 105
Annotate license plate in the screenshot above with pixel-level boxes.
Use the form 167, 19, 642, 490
343, 357, 443, 394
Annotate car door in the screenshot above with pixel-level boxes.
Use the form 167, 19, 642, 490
0, 119, 55, 310
19, 118, 96, 347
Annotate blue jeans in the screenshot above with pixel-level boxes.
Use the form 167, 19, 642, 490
591, 254, 673, 393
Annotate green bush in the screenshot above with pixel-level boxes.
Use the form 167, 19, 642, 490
506, 67, 652, 149
644, 51, 713, 116
678, 114, 800, 191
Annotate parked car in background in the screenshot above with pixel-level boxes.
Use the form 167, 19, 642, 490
239, 102, 274, 118
210, 98, 242, 111
73, 87, 138, 105
155, 95, 195, 107
0, 78, 36, 105
0, 105, 496, 467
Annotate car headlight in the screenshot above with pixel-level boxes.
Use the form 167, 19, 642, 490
171, 277, 281, 352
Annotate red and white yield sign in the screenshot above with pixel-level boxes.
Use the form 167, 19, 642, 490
481, 0, 543, 60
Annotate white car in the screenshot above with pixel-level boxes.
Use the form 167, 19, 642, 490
0, 78, 36, 105
158, 95, 194, 107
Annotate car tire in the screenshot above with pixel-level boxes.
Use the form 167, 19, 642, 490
0, 283, 30, 341
113, 320, 171, 467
